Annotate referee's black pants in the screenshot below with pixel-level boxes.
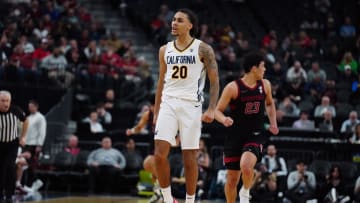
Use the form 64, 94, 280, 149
0, 138, 18, 200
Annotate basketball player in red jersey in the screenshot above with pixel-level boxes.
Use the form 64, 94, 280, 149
215, 52, 279, 203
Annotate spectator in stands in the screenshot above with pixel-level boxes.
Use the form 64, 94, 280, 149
159, 4, 174, 25
122, 51, 139, 78
354, 176, 360, 202
323, 80, 337, 105
65, 39, 87, 65
107, 31, 122, 52
305, 61, 326, 101
19, 35, 34, 55
103, 88, 117, 110
24, 100, 46, 158
86, 111, 105, 133
314, 96, 336, 118
87, 137, 126, 193
59, 35, 70, 53
122, 138, 143, 174
41, 47, 74, 88
96, 102, 112, 125
297, 31, 312, 49
137, 56, 153, 91
286, 60, 307, 85
318, 109, 334, 132
285, 160, 316, 203
65, 8, 80, 27
196, 138, 210, 199
77, 6, 91, 24
64, 134, 80, 156
261, 144, 288, 193
84, 40, 101, 60
338, 64, 357, 87
262, 30, 277, 48
278, 96, 300, 117
340, 110, 360, 134
318, 164, 350, 202
10, 43, 38, 84
339, 16, 356, 39
4, 53, 25, 82
349, 123, 360, 144
265, 61, 286, 86
286, 79, 305, 104
117, 39, 133, 57
44, 0, 60, 21
338, 51, 358, 75
292, 111, 315, 130
251, 163, 277, 202
303, 39, 322, 64
32, 38, 51, 66
33, 20, 49, 41
101, 45, 122, 69
266, 39, 283, 65
0, 35, 11, 67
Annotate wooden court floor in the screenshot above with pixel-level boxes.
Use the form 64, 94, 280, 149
23, 195, 225, 203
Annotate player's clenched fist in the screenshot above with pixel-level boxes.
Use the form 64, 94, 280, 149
222, 116, 233, 127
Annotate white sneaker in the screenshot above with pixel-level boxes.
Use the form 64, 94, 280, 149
31, 179, 44, 191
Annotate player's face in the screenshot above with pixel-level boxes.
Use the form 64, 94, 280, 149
171, 12, 192, 36
254, 61, 266, 79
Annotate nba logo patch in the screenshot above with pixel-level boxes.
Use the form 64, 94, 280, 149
258, 86, 263, 94
190, 49, 193, 52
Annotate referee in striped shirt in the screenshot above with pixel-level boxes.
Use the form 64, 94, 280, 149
0, 90, 28, 202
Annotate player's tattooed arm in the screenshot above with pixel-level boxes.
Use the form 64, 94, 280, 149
199, 42, 219, 110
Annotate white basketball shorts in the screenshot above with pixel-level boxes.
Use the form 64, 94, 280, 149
154, 95, 202, 150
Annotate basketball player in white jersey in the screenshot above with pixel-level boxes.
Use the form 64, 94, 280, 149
153, 8, 219, 203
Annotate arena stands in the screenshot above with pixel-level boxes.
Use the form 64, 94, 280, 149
1, 0, 360, 201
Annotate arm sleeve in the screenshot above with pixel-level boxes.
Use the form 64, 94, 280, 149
307, 172, 316, 189
287, 172, 298, 190
87, 150, 96, 165
38, 115, 47, 146
340, 121, 347, 133
105, 113, 112, 124
276, 157, 288, 176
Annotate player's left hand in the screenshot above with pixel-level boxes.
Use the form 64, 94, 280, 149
202, 109, 215, 123
269, 125, 279, 135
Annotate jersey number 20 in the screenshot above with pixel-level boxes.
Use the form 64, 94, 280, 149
172, 66, 187, 79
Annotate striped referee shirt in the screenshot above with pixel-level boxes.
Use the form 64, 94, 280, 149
0, 106, 26, 142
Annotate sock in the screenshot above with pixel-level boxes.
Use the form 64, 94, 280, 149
239, 186, 249, 197
16, 181, 21, 187
185, 193, 195, 203
160, 186, 173, 203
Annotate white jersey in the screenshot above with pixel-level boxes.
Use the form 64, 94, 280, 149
163, 38, 206, 102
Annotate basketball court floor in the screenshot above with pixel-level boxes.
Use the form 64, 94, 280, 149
19, 193, 225, 203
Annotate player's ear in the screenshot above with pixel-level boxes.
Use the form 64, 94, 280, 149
188, 23, 193, 32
